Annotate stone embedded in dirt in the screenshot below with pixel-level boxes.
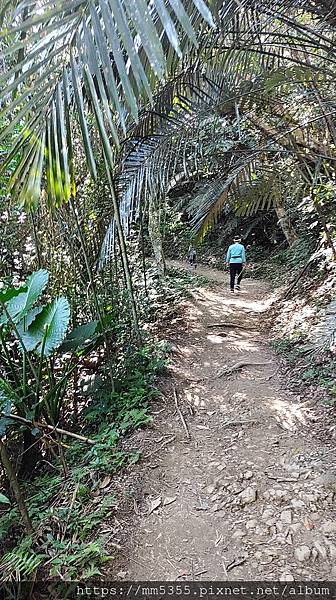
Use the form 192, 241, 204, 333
244, 470, 253, 480
314, 472, 336, 490
274, 489, 291, 502
231, 482, 244, 494
246, 519, 257, 529
280, 509, 293, 524
255, 525, 267, 536
279, 572, 295, 582
260, 555, 273, 564
207, 484, 216, 494
290, 522, 301, 534
300, 492, 319, 502
313, 540, 328, 560
262, 509, 275, 521
117, 571, 128, 579
321, 521, 336, 535
325, 541, 336, 559
303, 516, 314, 531
239, 486, 257, 505
276, 521, 285, 533
291, 499, 305, 509
232, 529, 246, 539
294, 545, 311, 562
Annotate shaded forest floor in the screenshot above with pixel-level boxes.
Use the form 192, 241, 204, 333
109, 263, 336, 581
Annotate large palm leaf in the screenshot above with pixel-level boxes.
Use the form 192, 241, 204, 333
0, 0, 215, 208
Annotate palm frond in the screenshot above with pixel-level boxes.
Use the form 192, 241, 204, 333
0, 0, 216, 208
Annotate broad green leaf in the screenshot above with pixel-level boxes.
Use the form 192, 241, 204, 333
0, 493, 10, 505
24, 297, 71, 356
59, 320, 99, 352
4, 270, 49, 323
16, 305, 45, 351
0, 284, 27, 305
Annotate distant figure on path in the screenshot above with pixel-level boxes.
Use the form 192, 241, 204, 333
226, 236, 246, 293
187, 245, 197, 270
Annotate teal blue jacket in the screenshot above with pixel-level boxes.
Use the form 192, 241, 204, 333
226, 243, 246, 264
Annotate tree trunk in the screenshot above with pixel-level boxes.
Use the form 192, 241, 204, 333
0, 440, 33, 534
275, 206, 298, 247
148, 197, 166, 275
18, 429, 39, 480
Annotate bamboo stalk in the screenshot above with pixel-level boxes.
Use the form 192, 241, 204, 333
105, 165, 141, 341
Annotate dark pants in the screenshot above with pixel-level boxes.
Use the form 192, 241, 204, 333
229, 263, 243, 290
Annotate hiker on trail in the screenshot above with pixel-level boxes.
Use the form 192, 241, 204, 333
187, 245, 197, 269
226, 236, 246, 293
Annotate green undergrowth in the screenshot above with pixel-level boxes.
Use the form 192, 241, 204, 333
0, 339, 169, 582
253, 236, 317, 283
271, 337, 336, 406
165, 265, 209, 289
0, 264, 206, 584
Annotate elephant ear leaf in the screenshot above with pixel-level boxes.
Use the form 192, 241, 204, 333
23, 297, 71, 356
59, 320, 99, 352
5, 270, 49, 323
0, 493, 10, 505
16, 306, 45, 351
0, 284, 28, 305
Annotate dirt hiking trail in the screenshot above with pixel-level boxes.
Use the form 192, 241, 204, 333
117, 264, 336, 581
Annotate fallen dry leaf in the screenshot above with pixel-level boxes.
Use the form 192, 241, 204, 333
148, 496, 162, 514
99, 475, 112, 489
303, 517, 315, 530
163, 496, 177, 506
